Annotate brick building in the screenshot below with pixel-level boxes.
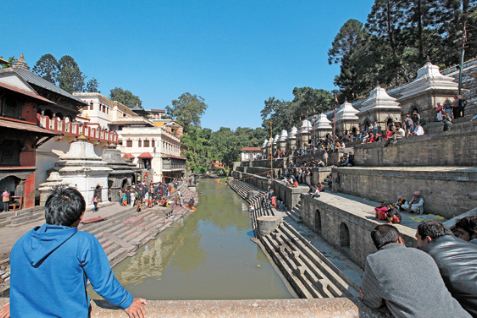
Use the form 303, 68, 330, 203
0, 73, 57, 209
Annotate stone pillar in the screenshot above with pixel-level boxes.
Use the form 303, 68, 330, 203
257, 215, 283, 236
38, 171, 69, 206
288, 137, 297, 154
301, 132, 310, 149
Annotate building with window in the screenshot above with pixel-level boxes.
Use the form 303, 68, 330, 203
0, 55, 118, 196
240, 147, 262, 162
0, 70, 57, 209
117, 125, 186, 183
73, 92, 138, 129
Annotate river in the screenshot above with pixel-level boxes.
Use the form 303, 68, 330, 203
112, 178, 292, 300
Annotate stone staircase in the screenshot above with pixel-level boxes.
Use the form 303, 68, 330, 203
0, 183, 198, 293
228, 178, 357, 299
0, 207, 44, 228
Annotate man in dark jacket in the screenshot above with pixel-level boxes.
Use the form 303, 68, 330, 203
361, 224, 470, 318
416, 221, 477, 317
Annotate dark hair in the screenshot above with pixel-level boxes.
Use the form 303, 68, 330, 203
417, 221, 451, 240
452, 216, 477, 238
371, 224, 401, 249
44, 186, 86, 226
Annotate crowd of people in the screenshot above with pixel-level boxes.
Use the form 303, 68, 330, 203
361, 221, 477, 318
115, 178, 196, 212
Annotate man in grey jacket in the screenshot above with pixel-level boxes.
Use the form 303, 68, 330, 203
361, 224, 470, 318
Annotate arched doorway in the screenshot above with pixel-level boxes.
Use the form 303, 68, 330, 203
386, 117, 394, 129
351, 126, 358, 136
315, 209, 321, 233
339, 223, 350, 248
121, 178, 128, 190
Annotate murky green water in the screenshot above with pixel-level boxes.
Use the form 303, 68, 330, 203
112, 178, 292, 300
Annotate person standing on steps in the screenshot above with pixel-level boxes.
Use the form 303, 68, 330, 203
7, 186, 147, 318
2, 189, 10, 212
93, 185, 101, 212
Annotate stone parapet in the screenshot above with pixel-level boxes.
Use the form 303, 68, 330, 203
353, 122, 477, 167
0, 298, 363, 318
332, 166, 477, 218
272, 180, 309, 210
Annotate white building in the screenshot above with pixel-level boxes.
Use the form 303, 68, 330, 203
240, 147, 262, 162
74, 92, 186, 183
116, 126, 185, 182
73, 92, 138, 129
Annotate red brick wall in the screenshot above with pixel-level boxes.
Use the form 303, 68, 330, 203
21, 102, 37, 123
23, 172, 35, 208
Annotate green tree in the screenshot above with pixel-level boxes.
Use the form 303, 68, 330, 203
166, 93, 208, 131
0, 56, 16, 69
110, 87, 142, 107
181, 126, 212, 173
85, 78, 100, 92
260, 97, 295, 136
58, 55, 84, 93
32, 54, 59, 84
328, 19, 374, 99
291, 87, 334, 122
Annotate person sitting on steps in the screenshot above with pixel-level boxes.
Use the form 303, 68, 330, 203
400, 191, 424, 214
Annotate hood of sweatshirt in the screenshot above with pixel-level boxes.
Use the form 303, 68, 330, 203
22, 224, 78, 267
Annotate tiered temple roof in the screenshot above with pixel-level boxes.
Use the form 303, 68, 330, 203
336, 101, 359, 121
359, 86, 401, 113
299, 119, 312, 134
390, 62, 459, 100
288, 126, 298, 139
314, 113, 332, 130
279, 129, 288, 141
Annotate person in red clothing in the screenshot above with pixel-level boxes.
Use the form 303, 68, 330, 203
2, 190, 10, 212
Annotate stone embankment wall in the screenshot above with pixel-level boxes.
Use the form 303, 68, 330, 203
232, 171, 309, 210
332, 167, 477, 218
300, 193, 416, 268
354, 123, 477, 167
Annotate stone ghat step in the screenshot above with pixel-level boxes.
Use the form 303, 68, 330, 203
333, 166, 477, 219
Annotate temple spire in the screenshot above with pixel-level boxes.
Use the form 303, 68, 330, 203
13, 53, 29, 70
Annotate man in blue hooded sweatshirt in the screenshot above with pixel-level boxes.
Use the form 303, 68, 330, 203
8, 186, 146, 318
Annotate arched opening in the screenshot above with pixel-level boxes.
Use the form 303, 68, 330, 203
339, 223, 350, 248
315, 209, 321, 233
386, 117, 394, 129
351, 126, 358, 136
0, 175, 21, 211
43, 109, 53, 119
121, 178, 128, 190
363, 119, 370, 132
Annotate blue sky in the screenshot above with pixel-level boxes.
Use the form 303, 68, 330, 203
2, 0, 373, 130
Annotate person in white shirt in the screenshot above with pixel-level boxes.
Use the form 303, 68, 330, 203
412, 123, 425, 136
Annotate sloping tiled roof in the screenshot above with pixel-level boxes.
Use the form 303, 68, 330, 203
0, 81, 53, 104
3, 67, 86, 105
240, 147, 262, 152
0, 117, 58, 135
